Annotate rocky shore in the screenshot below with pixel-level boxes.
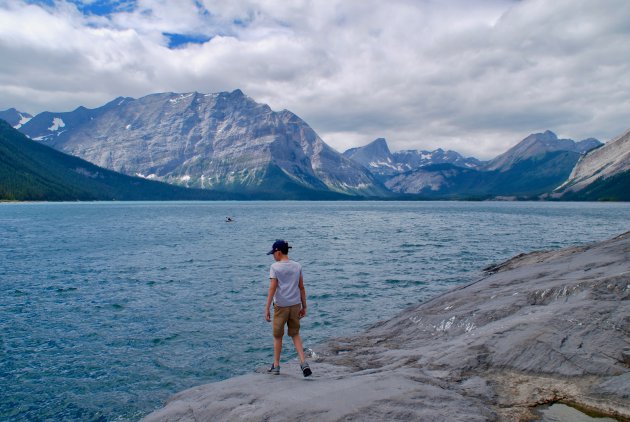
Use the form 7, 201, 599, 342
143, 232, 630, 421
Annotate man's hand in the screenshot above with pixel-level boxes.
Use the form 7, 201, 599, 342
266, 278, 277, 323
299, 307, 307, 319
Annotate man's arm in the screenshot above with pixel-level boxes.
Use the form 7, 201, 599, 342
298, 274, 307, 318
265, 278, 278, 322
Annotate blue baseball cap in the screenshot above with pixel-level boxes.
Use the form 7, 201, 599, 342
267, 239, 291, 255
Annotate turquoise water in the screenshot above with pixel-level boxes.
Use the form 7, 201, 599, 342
1, 201, 629, 421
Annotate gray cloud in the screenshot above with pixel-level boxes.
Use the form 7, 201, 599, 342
0, 0, 628, 159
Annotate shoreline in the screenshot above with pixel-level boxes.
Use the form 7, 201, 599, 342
2, 198, 630, 204
144, 232, 630, 421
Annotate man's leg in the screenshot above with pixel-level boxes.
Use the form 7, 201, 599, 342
273, 336, 283, 367
291, 334, 306, 364
272, 306, 288, 367
292, 334, 312, 377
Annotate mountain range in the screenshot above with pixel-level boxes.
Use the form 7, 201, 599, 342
1, 90, 628, 201
346, 131, 603, 199
14, 90, 387, 198
342, 138, 481, 182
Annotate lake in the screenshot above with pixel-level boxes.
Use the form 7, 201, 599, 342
1, 201, 629, 421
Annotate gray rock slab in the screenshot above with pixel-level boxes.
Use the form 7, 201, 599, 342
143, 232, 630, 421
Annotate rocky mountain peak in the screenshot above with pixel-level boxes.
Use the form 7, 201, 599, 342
574, 138, 603, 154
0, 108, 33, 129
344, 138, 392, 162
484, 131, 602, 172
345, 137, 390, 154
228, 88, 245, 98
555, 128, 630, 194
368, 138, 391, 154
343, 138, 399, 176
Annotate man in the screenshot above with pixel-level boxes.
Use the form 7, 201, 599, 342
265, 239, 312, 377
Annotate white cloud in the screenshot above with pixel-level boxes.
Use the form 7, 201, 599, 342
1, 0, 629, 158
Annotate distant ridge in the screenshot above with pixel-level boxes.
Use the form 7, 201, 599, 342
343, 137, 481, 181
348, 132, 600, 198
484, 130, 602, 172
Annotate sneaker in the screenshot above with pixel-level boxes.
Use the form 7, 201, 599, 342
300, 361, 312, 377
268, 364, 280, 375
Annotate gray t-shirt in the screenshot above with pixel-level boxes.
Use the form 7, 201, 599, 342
269, 260, 302, 307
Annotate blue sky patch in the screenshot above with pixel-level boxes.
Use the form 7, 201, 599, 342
163, 32, 213, 49
26, 0, 136, 16
71, 0, 136, 16
25, 0, 55, 6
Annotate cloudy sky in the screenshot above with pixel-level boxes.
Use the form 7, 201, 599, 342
1, 0, 629, 158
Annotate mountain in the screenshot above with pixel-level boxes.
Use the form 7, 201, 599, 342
485, 149, 586, 197
385, 164, 482, 198
385, 131, 598, 198
0, 120, 250, 201
554, 128, 630, 201
385, 149, 581, 199
483, 130, 601, 172
343, 138, 397, 176
343, 137, 481, 181
393, 148, 482, 170
0, 108, 32, 129
18, 90, 387, 197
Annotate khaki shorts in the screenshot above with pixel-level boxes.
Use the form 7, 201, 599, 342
273, 304, 301, 338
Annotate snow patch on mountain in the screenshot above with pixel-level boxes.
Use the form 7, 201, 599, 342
48, 118, 65, 132
33, 134, 53, 142
15, 114, 32, 129
169, 93, 194, 105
